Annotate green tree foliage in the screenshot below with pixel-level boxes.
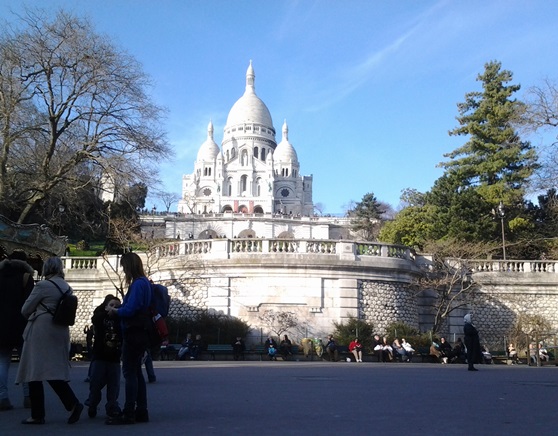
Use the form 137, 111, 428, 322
349, 192, 386, 240
440, 60, 538, 207
332, 316, 374, 350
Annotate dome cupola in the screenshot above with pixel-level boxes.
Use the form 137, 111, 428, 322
196, 120, 220, 162
273, 120, 298, 163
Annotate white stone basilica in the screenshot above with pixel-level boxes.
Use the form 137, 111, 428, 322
178, 62, 314, 217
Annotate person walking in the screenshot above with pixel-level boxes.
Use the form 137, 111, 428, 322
16, 256, 84, 425
0, 251, 34, 411
464, 313, 482, 371
106, 252, 152, 425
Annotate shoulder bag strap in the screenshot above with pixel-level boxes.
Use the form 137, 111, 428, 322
40, 279, 67, 315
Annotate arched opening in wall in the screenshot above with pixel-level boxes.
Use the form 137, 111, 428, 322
238, 205, 248, 213
198, 229, 219, 239
277, 231, 295, 239
238, 229, 257, 238
227, 178, 233, 196
261, 148, 266, 160
222, 205, 233, 213
253, 147, 258, 158
241, 149, 248, 166
256, 177, 261, 196
226, 150, 230, 161
240, 175, 247, 194
254, 205, 264, 214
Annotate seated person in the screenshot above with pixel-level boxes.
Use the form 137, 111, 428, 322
372, 335, 383, 362
392, 338, 407, 361
439, 337, 453, 363
401, 338, 414, 362
232, 336, 245, 361
381, 337, 393, 362
481, 345, 492, 364
452, 338, 466, 363
349, 338, 364, 362
189, 334, 204, 360
507, 343, 519, 363
325, 335, 338, 362
178, 333, 193, 360
264, 335, 278, 361
430, 340, 442, 361
539, 344, 550, 362
280, 335, 293, 360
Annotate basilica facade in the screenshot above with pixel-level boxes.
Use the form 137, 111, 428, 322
178, 62, 314, 217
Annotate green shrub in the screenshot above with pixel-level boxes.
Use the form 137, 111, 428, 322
332, 316, 374, 351
166, 312, 251, 345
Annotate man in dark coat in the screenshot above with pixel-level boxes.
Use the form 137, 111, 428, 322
0, 251, 34, 410
463, 313, 482, 371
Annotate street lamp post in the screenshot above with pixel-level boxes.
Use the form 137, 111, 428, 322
58, 204, 65, 236
151, 205, 156, 239
496, 201, 506, 260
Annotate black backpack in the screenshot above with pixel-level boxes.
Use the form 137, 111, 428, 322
41, 279, 78, 326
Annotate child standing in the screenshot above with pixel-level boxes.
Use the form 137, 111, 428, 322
87, 295, 122, 420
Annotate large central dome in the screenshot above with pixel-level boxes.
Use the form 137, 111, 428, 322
225, 61, 273, 129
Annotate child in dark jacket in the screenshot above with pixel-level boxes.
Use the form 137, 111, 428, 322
86, 295, 122, 419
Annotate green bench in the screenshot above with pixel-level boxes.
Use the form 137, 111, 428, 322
206, 344, 234, 360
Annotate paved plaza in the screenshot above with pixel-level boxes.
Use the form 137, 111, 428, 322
1, 359, 557, 435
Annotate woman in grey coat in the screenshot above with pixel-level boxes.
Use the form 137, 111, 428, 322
16, 257, 83, 425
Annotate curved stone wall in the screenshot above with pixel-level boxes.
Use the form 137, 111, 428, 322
358, 280, 419, 334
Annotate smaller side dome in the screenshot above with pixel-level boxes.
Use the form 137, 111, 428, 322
273, 120, 298, 163
197, 120, 220, 161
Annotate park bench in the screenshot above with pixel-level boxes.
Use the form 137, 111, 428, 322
206, 344, 234, 360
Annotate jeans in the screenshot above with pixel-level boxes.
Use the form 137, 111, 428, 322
121, 341, 147, 417
143, 351, 156, 381
0, 347, 11, 401
88, 360, 121, 416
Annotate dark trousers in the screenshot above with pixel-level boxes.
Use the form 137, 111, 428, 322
121, 341, 147, 417
88, 360, 121, 416
29, 380, 78, 420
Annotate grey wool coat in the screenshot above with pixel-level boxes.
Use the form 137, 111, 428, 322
16, 275, 73, 383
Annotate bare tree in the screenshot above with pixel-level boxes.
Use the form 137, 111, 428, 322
159, 191, 181, 213
520, 78, 558, 190
0, 10, 170, 223
258, 309, 299, 339
415, 240, 497, 334
313, 202, 325, 216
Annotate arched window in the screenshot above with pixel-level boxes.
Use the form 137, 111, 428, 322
253, 147, 258, 158
227, 178, 233, 196
241, 149, 248, 166
261, 148, 266, 160
240, 175, 247, 193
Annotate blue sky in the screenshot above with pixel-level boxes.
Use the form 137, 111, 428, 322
1, 0, 557, 215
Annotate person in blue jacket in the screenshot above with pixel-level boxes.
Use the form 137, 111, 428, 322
106, 253, 152, 425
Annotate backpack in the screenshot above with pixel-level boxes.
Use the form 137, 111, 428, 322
42, 279, 78, 326
151, 283, 170, 317
149, 282, 170, 346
